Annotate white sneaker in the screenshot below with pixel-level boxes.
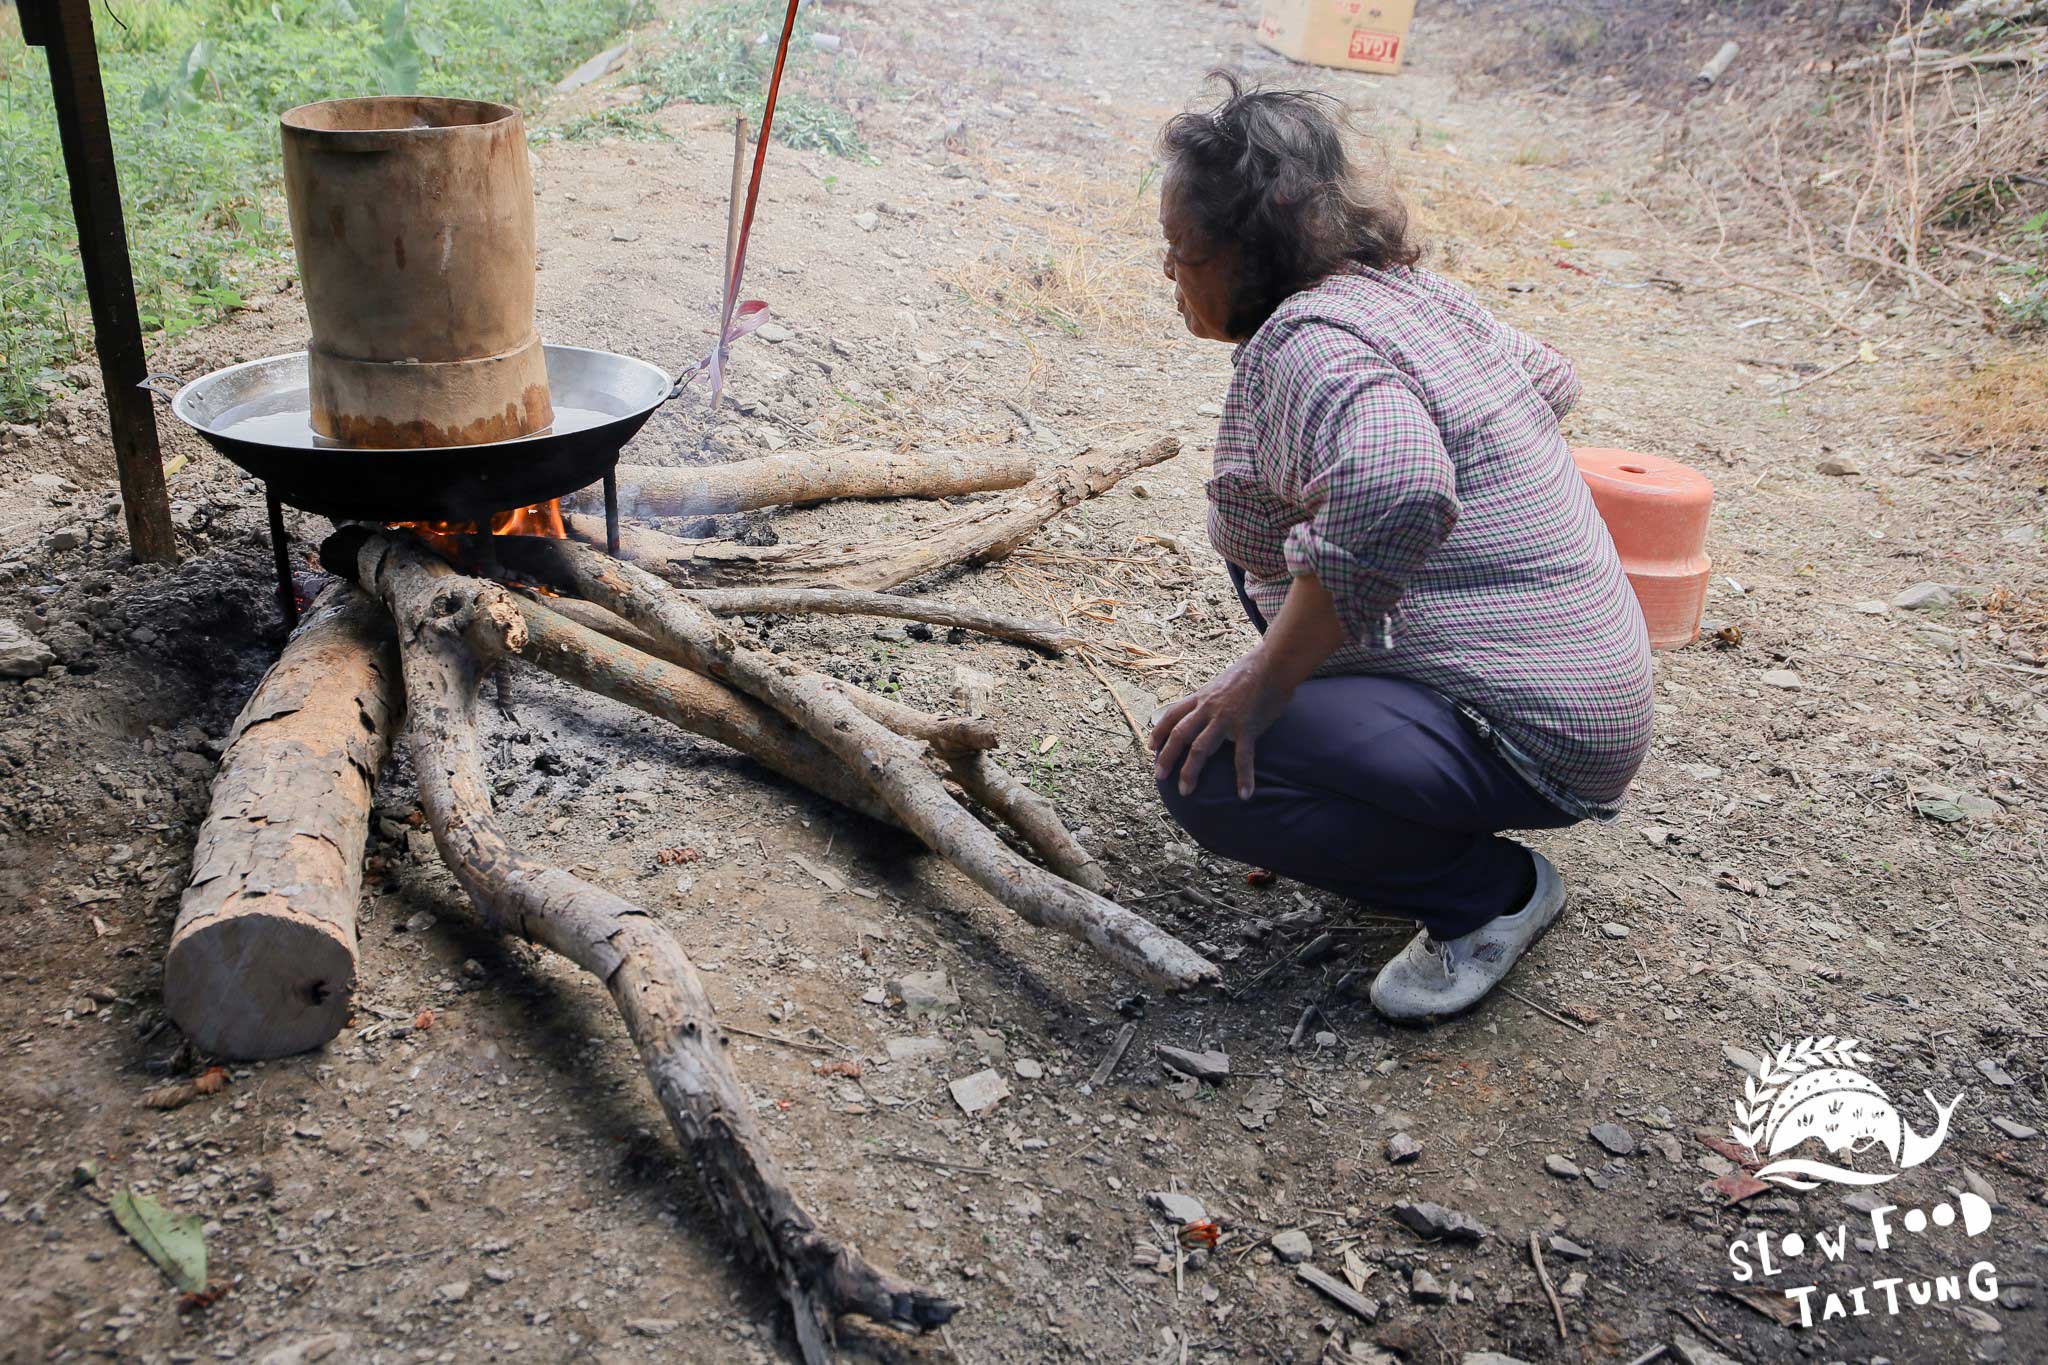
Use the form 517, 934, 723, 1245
1368, 849, 1565, 1023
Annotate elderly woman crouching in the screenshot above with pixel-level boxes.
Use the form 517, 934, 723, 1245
1148, 77, 1655, 1023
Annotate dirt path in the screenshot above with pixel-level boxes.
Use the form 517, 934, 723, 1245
2, 2, 2043, 1362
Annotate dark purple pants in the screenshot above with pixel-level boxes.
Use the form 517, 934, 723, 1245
1153, 566, 1578, 940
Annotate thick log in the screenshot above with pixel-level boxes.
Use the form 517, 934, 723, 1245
568, 446, 1038, 519
594, 446, 1039, 518
565, 436, 1178, 590
165, 583, 399, 1059
326, 529, 953, 1355
686, 585, 1079, 653
509, 594, 897, 825
499, 535, 1219, 990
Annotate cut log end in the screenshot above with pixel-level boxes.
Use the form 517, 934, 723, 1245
164, 908, 356, 1060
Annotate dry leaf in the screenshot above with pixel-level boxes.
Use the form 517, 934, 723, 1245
414, 1009, 435, 1030
811, 1059, 863, 1079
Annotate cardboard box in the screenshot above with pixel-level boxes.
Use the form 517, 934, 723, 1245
1255, 0, 1417, 76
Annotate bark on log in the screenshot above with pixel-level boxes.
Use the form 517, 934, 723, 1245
498, 535, 1218, 990
165, 583, 399, 1060
509, 594, 897, 825
944, 752, 1107, 893
567, 446, 1038, 518
564, 436, 1178, 591
325, 528, 953, 1355
686, 586, 1080, 654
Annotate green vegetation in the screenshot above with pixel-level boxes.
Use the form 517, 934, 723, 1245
1998, 208, 2048, 332
635, 0, 862, 157
0, 0, 647, 421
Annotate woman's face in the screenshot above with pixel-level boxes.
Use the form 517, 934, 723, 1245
1160, 175, 1237, 343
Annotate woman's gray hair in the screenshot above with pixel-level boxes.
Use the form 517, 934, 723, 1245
1159, 71, 1420, 337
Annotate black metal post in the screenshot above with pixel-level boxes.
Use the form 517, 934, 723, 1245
266, 486, 298, 630
603, 467, 621, 557
19, 0, 179, 565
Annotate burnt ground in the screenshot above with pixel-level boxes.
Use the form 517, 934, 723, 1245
2, 1, 2045, 1362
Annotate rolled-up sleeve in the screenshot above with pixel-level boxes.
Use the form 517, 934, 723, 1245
1258, 323, 1459, 649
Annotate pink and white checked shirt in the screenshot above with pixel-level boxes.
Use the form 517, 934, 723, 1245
1208, 267, 1655, 816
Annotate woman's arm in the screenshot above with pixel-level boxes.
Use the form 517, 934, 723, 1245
1151, 571, 1346, 799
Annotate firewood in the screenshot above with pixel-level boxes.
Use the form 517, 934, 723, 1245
564, 435, 1178, 590
684, 585, 1081, 653
508, 593, 897, 825
327, 529, 955, 1354
943, 751, 1107, 893
165, 584, 399, 1060
497, 534, 1219, 990
569, 445, 1038, 518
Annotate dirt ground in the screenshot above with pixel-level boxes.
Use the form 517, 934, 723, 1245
2, 1, 2045, 1362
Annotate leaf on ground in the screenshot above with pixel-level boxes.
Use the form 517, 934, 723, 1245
1699, 1134, 1761, 1169
110, 1189, 207, 1292
140, 1067, 227, 1111
1713, 1170, 1772, 1204
1722, 1283, 1798, 1325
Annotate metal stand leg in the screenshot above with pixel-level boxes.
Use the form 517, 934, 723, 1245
266, 485, 299, 631
603, 467, 621, 557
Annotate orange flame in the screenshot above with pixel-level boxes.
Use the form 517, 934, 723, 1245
392, 498, 567, 558
390, 498, 568, 592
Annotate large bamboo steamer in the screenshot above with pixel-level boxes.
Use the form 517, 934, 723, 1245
281, 96, 551, 447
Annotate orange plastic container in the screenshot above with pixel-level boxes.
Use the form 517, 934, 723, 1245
1571, 447, 1713, 649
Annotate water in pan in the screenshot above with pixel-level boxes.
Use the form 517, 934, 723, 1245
208, 394, 618, 450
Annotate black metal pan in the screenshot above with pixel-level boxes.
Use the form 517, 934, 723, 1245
148, 345, 672, 523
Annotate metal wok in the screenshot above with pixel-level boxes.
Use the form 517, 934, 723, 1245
152, 345, 673, 523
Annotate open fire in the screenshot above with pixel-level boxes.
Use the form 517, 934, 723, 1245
391, 497, 568, 562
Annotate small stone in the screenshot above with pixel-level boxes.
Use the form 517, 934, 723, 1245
852, 211, 880, 232
625, 1320, 679, 1337
810, 32, 842, 53
435, 1280, 470, 1303
1669, 1333, 1740, 1365
608, 226, 640, 243
884, 1036, 947, 1063
1463, 1354, 1536, 1365
1389, 1199, 1488, 1244
1560, 1271, 1588, 1299
1600, 922, 1629, 940
1409, 1268, 1448, 1302
1989, 1117, 2038, 1140
1145, 1191, 1206, 1223
1641, 825, 1675, 847
1956, 1305, 2001, 1333
952, 665, 996, 718
948, 1068, 1009, 1116
44, 526, 85, 552
1130, 1243, 1159, 1267
888, 970, 958, 1020
1852, 599, 1889, 615
1815, 456, 1863, 476
1544, 1154, 1581, 1179
1271, 1228, 1313, 1263
755, 322, 794, 344
1548, 1234, 1593, 1261
1977, 1058, 2015, 1088
1759, 669, 1803, 690
0, 619, 55, 679
1892, 581, 1953, 611
483, 1266, 513, 1284
1648, 1132, 1683, 1164
1156, 1045, 1230, 1082
968, 1026, 1007, 1062
1386, 1132, 1423, 1164
1013, 1058, 1044, 1080
402, 910, 434, 934
1589, 1122, 1635, 1156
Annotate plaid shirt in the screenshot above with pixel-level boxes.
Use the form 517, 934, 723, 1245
1209, 267, 1654, 817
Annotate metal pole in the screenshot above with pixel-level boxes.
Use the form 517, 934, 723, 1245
266, 487, 298, 631
19, 0, 179, 565
602, 468, 621, 557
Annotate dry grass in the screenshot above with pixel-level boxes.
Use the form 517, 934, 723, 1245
938, 161, 1181, 344
1913, 352, 2048, 451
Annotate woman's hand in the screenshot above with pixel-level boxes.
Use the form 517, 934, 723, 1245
1151, 571, 1349, 801
1150, 651, 1294, 801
